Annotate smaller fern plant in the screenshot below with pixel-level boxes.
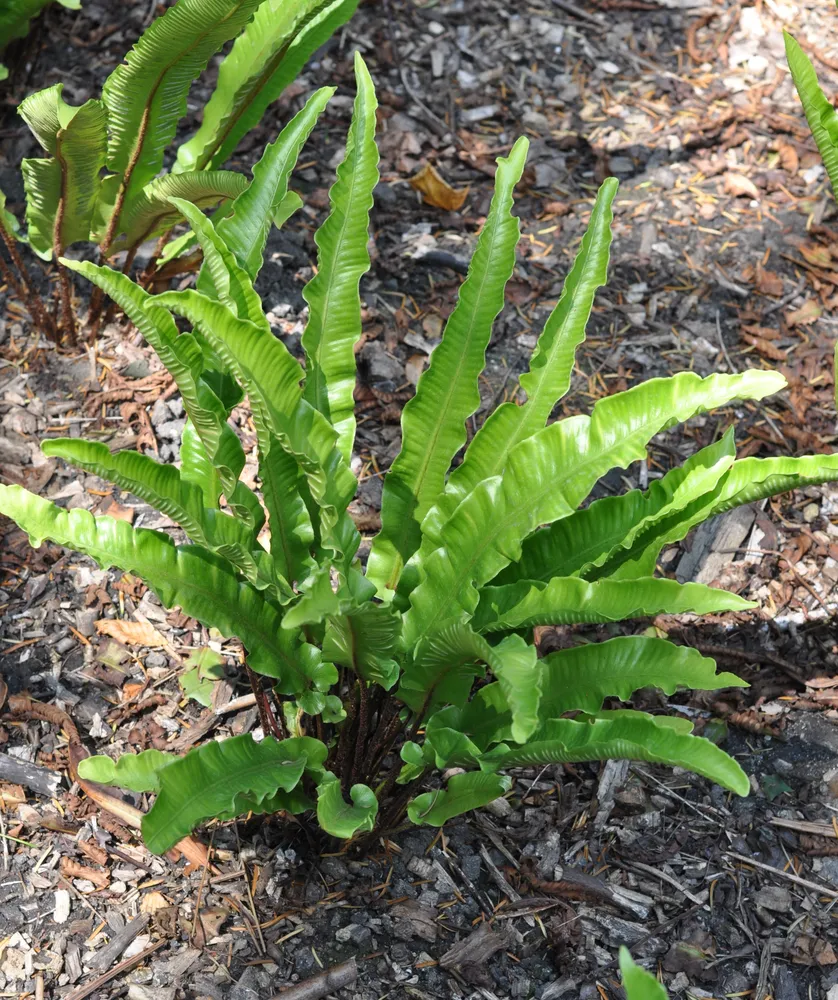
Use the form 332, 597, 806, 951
0, 0, 358, 343
3, 55, 838, 853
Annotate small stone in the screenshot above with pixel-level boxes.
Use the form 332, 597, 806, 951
150, 399, 171, 425
53, 890, 71, 924
803, 502, 819, 523
600, 60, 621, 74
461, 104, 499, 124
754, 886, 792, 912
156, 419, 185, 442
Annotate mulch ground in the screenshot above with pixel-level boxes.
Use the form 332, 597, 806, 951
2, 0, 838, 997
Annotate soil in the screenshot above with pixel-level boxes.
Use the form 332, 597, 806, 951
2, 0, 838, 998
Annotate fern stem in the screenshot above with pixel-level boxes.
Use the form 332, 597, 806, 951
0, 216, 57, 343
350, 679, 369, 787
56, 261, 76, 347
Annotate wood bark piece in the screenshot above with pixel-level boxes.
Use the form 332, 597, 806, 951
0, 751, 62, 797
88, 913, 150, 971
269, 957, 358, 1000
440, 922, 511, 981
63, 939, 165, 1000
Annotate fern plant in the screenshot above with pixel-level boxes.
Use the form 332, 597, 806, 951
3, 56, 838, 853
784, 24, 838, 409
0, 0, 358, 343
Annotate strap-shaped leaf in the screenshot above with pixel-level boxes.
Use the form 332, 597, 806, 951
175, 0, 355, 172
155, 289, 358, 561
40, 438, 287, 597
142, 734, 325, 854
170, 188, 316, 579
113, 170, 248, 252
180, 419, 222, 509
171, 196, 266, 328
538, 636, 746, 718
407, 772, 511, 826
485, 714, 749, 796
403, 368, 784, 647
0, 485, 332, 694
301, 52, 378, 460
99, 0, 263, 231
620, 949, 668, 1000
258, 442, 317, 585
316, 774, 377, 838
62, 259, 247, 504
367, 137, 530, 595
421, 178, 617, 542
603, 450, 838, 580
78, 750, 177, 793
398, 625, 540, 741
19, 84, 107, 257
199, 86, 333, 285
495, 429, 736, 587
473, 576, 754, 633
785, 32, 838, 198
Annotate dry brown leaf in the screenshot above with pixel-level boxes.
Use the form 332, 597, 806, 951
800, 244, 834, 269
60, 857, 109, 889
776, 140, 799, 174
0, 783, 25, 809
754, 265, 783, 297
741, 333, 786, 362
140, 891, 171, 914
786, 299, 823, 326
404, 354, 428, 386
723, 171, 759, 199
103, 500, 135, 523
806, 676, 838, 690
409, 163, 469, 211
95, 619, 167, 647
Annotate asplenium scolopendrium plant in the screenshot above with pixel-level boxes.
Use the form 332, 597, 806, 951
3, 55, 838, 853
1, 0, 357, 343
784, 21, 838, 409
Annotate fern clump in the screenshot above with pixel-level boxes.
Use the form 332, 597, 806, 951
1, 0, 358, 342
3, 55, 838, 852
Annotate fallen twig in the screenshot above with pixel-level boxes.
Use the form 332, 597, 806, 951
269, 957, 358, 1000
724, 851, 838, 900
63, 939, 166, 1000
